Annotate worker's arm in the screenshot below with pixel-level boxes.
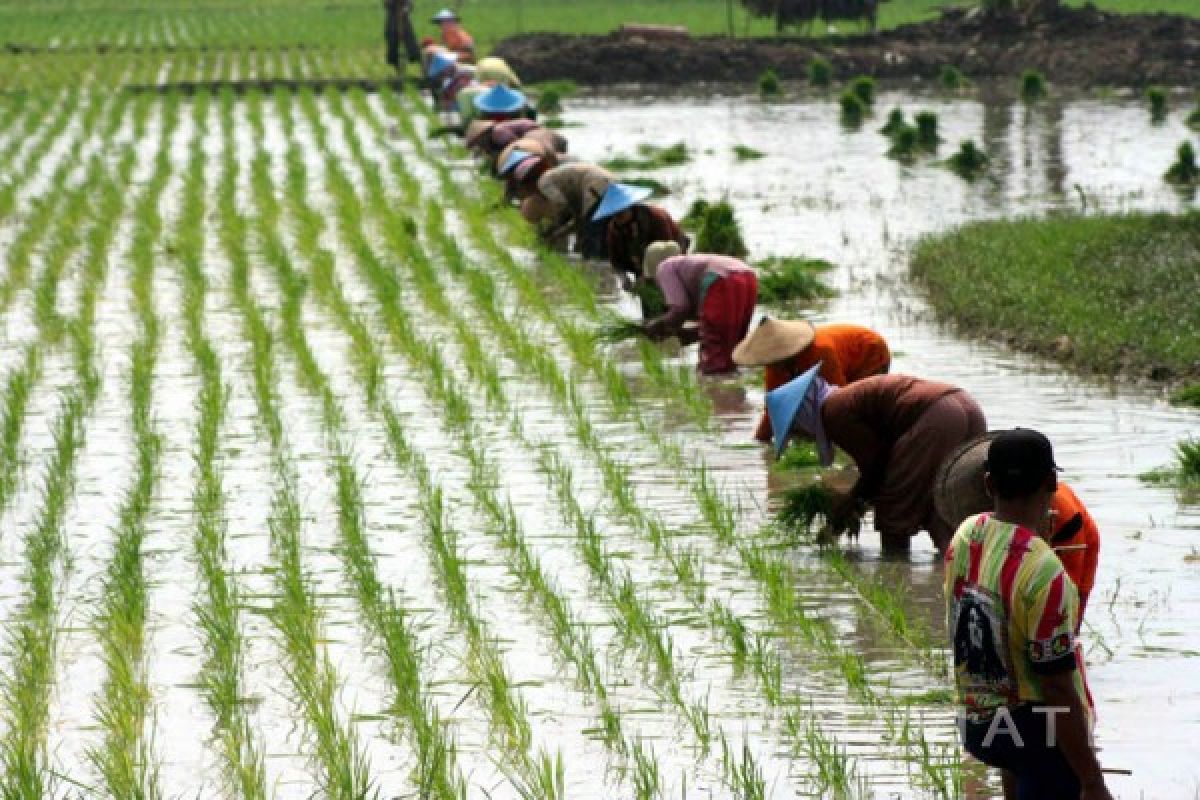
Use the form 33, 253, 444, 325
1040, 672, 1111, 800
643, 306, 690, 340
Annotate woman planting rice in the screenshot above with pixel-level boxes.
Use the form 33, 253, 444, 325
767, 365, 986, 552
639, 241, 758, 375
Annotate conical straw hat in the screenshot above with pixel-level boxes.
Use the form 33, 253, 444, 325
465, 119, 496, 147
732, 317, 816, 367
933, 431, 999, 532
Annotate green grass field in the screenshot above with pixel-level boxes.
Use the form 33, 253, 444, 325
911, 211, 1200, 383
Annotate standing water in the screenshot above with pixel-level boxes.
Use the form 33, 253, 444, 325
559, 86, 1200, 798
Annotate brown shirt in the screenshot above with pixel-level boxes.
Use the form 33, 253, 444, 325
821, 375, 962, 499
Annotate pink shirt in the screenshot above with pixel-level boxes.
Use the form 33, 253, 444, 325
656, 255, 754, 313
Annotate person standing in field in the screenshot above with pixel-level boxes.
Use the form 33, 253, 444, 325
733, 318, 891, 443
640, 242, 758, 375
766, 368, 986, 552
944, 429, 1112, 800
383, 0, 419, 69
431, 8, 475, 62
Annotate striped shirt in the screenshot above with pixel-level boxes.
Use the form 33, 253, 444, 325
944, 513, 1088, 724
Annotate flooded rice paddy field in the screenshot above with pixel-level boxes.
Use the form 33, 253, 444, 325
0, 79, 1195, 799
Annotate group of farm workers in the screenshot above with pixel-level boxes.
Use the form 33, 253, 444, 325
416, 21, 1110, 796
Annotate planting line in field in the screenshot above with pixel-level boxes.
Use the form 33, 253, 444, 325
0, 92, 58, 210
218, 91, 379, 799
390, 92, 967, 796
259, 88, 604, 798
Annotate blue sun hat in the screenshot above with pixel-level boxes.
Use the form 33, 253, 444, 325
431, 8, 458, 23
765, 363, 824, 458
499, 148, 534, 176
427, 51, 456, 78
591, 183, 654, 221
473, 84, 527, 114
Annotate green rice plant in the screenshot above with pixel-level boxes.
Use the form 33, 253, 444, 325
849, 75, 876, 106
939, 65, 966, 90
620, 176, 671, 195
772, 440, 821, 471
693, 199, 748, 257
1178, 439, 1200, 483
887, 123, 919, 161
808, 56, 833, 88
1171, 383, 1200, 407
914, 111, 941, 151
733, 144, 765, 160
839, 90, 865, 128
1187, 105, 1200, 131
754, 256, 836, 305
629, 739, 662, 799
536, 87, 563, 114
758, 67, 781, 98
777, 484, 835, 532
593, 316, 646, 342
946, 139, 989, 180
1019, 68, 1047, 101
601, 141, 690, 171
1146, 85, 1168, 121
1164, 140, 1199, 185
719, 736, 767, 800
879, 108, 906, 136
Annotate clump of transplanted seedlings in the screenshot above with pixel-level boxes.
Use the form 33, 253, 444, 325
1019, 69, 1047, 101
1142, 439, 1200, 495
1188, 105, 1200, 131
915, 111, 941, 151
808, 56, 833, 87
939, 64, 966, 90
880, 108, 906, 136
772, 440, 822, 471
947, 140, 989, 180
887, 123, 920, 161
601, 141, 690, 171
754, 256, 836, 305
850, 75, 876, 106
690, 199, 748, 257
1146, 86, 1168, 122
733, 144, 765, 160
758, 67, 782, 98
536, 87, 563, 114
1171, 384, 1200, 408
620, 176, 670, 195
839, 89, 866, 128
1164, 140, 1199, 186
777, 483, 836, 532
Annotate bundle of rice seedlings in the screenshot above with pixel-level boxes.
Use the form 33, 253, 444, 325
594, 317, 646, 343
1165, 141, 1199, 185
755, 256, 836, 305
850, 75, 876, 106
777, 484, 834, 532
808, 57, 833, 88
915, 111, 941, 151
887, 125, 919, 161
839, 90, 865, 127
879, 108, 906, 136
759, 68, 782, 98
1019, 69, 1047, 101
694, 200, 748, 258
634, 282, 668, 318
772, 441, 821, 471
947, 140, 988, 180
939, 65, 966, 90
1146, 86, 1168, 122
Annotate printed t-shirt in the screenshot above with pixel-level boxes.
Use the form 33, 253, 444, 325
944, 513, 1090, 726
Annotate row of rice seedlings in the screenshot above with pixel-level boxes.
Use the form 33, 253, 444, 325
257, 90, 570, 796
86, 89, 183, 798
174, 89, 268, 799
313, 93, 788, 796
393, 92, 963, 793
218, 89, 375, 799
0, 128, 138, 798
0, 91, 61, 219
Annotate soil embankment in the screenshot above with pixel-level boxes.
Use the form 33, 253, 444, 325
494, 6, 1200, 88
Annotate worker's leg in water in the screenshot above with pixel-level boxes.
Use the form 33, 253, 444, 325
697, 272, 757, 374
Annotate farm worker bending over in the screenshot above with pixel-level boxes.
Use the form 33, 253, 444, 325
767, 368, 986, 552
466, 120, 566, 170
603, 199, 690, 288
641, 242, 759, 375
431, 8, 474, 61
944, 429, 1112, 800
472, 84, 533, 123
475, 56, 522, 87
520, 163, 614, 258
934, 433, 1101, 622
733, 318, 891, 443
496, 142, 562, 201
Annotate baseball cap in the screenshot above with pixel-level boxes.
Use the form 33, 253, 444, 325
985, 428, 1061, 496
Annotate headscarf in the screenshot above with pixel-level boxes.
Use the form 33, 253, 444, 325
790, 374, 837, 466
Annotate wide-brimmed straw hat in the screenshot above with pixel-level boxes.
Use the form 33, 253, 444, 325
643, 241, 681, 280
932, 432, 999, 532
732, 317, 817, 367
591, 183, 653, 221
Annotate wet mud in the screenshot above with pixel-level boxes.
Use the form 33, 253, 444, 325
495, 6, 1200, 88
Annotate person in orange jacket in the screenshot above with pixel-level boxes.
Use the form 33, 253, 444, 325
431, 8, 475, 61
733, 318, 892, 442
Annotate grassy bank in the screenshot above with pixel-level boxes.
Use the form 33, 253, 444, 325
910, 211, 1200, 384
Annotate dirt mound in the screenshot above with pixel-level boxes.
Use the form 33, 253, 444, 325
494, 6, 1200, 88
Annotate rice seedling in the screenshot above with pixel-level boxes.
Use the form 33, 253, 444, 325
1164, 140, 1199, 185
777, 484, 836, 532
939, 64, 966, 90
1146, 85, 1168, 121
772, 440, 821, 471
839, 90, 865, 128
1019, 68, 1047, 101
1171, 383, 1200, 407
619, 176, 671, 195
849, 75, 876, 106
946, 139, 989, 180
536, 86, 563, 114
733, 143, 765, 160
879, 107, 906, 136
601, 141, 690, 171
887, 123, 919, 161
1187, 105, 1200, 131
758, 67, 781, 98
808, 57, 833, 88
692, 199, 748, 257
754, 256, 836, 305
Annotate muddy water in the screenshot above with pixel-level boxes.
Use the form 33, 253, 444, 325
560, 87, 1200, 798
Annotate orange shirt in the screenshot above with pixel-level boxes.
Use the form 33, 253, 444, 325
754, 324, 891, 441
1050, 484, 1100, 622
440, 22, 475, 58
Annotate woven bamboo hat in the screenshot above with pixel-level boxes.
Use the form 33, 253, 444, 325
643, 241, 681, 280
933, 431, 999, 532
732, 317, 817, 367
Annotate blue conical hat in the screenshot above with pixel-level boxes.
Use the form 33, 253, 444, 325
499, 149, 533, 175
473, 85, 527, 113
591, 183, 654, 221
765, 363, 822, 457
427, 51, 456, 78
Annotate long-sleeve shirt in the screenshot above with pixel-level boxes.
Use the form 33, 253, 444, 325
607, 204, 688, 278
656, 255, 754, 316
439, 22, 474, 58
820, 375, 961, 501
536, 163, 614, 219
